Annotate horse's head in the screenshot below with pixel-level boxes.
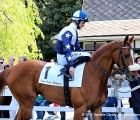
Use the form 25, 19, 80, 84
112, 35, 139, 81
112, 35, 133, 68
90, 35, 139, 82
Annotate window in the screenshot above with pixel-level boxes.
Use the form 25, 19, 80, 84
83, 41, 107, 51
95, 42, 107, 50
84, 42, 95, 51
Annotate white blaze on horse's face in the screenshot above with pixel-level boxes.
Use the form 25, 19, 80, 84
130, 49, 134, 64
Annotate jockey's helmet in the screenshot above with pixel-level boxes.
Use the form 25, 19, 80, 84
72, 10, 89, 22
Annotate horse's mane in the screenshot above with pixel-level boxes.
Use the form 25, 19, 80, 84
92, 40, 121, 60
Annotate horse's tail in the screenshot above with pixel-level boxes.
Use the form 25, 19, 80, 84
0, 67, 13, 101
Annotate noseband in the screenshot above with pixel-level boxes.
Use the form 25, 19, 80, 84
90, 42, 133, 81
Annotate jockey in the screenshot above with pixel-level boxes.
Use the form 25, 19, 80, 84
55, 10, 91, 80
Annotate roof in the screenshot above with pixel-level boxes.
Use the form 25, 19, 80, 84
52, 19, 140, 42
83, 0, 140, 21
52, 0, 140, 41
78, 19, 140, 37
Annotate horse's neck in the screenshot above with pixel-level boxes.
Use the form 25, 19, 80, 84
86, 53, 113, 89
92, 53, 113, 75
91, 42, 117, 74
83, 61, 110, 102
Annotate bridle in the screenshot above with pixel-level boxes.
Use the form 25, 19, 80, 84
90, 41, 133, 82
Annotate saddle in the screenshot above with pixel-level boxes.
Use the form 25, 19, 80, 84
58, 56, 90, 81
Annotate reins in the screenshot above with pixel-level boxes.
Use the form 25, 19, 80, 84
90, 41, 138, 93
90, 58, 110, 76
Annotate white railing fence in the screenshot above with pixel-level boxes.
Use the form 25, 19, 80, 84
0, 87, 134, 120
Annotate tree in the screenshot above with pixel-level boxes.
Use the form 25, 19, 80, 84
34, 0, 83, 62
0, 0, 44, 63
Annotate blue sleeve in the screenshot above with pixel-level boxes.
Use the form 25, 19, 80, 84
62, 31, 74, 67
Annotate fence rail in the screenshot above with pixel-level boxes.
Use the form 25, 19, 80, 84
0, 87, 134, 120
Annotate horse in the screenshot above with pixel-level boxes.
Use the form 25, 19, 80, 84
0, 35, 136, 120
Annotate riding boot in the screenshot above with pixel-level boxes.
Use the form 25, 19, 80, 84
73, 56, 90, 67
60, 65, 73, 80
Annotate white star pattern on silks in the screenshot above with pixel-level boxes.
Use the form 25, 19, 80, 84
65, 33, 71, 38
65, 44, 70, 49
67, 56, 72, 61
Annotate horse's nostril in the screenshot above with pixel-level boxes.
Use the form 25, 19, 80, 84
131, 76, 135, 78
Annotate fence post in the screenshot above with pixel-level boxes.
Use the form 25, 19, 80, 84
115, 89, 122, 120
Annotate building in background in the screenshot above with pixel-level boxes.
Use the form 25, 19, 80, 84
78, 0, 140, 54
52, 0, 140, 55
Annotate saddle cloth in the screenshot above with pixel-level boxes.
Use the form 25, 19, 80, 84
38, 62, 86, 87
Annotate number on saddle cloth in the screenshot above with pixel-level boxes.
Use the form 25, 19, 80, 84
44, 66, 51, 79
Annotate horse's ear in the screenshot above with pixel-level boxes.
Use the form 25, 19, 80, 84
128, 35, 134, 43
124, 35, 129, 45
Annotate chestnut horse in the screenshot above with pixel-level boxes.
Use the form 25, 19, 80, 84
0, 35, 135, 120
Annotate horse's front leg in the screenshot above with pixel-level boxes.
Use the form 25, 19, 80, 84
73, 104, 87, 120
92, 106, 102, 120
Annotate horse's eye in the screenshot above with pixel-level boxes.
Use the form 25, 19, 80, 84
124, 54, 129, 58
